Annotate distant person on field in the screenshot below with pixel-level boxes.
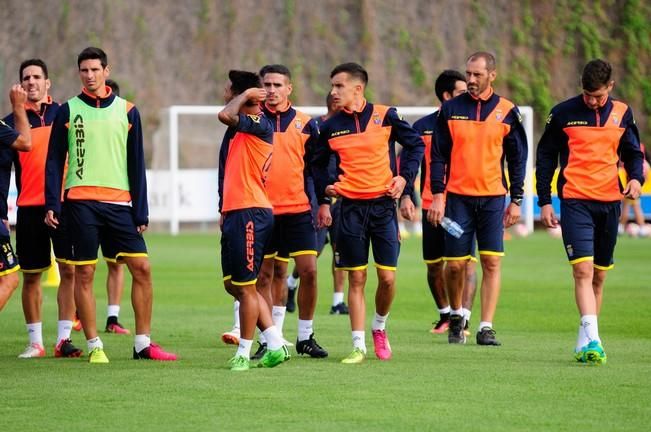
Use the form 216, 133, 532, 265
618, 143, 649, 236
45, 47, 177, 363
401, 70, 478, 336
428, 52, 528, 346
536, 59, 644, 364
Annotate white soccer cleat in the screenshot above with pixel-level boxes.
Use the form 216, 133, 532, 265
282, 337, 294, 347
18, 343, 46, 358
221, 328, 240, 346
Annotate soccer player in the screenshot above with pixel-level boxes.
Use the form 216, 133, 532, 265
428, 52, 527, 346
44, 47, 177, 363
536, 59, 644, 364
2, 59, 82, 358
251, 64, 327, 359
0, 85, 32, 312
400, 70, 478, 335
313, 62, 424, 363
218, 69, 290, 371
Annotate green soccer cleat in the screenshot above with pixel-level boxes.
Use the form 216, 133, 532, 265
574, 349, 586, 363
582, 340, 607, 365
257, 345, 290, 368
341, 348, 366, 364
88, 347, 109, 364
228, 355, 250, 371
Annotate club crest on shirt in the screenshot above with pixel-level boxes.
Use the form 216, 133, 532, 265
612, 115, 619, 125
247, 114, 261, 123
295, 119, 302, 129
495, 109, 503, 121
373, 112, 381, 125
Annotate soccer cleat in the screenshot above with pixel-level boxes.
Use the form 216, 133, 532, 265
105, 317, 131, 335
476, 327, 502, 346
574, 349, 586, 363
221, 327, 240, 346
448, 315, 466, 344
463, 319, 471, 337
54, 339, 83, 358
329, 302, 349, 315
341, 348, 366, 364
282, 337, 294, 347
257, 345, 290, 368
18, 343, 46, 358
296, 334, 328, 358
372, 329, 392, 360
228, 355, 250, 371
72, 316, 83, 332
133, 342, 178, 361
430, 317, 450, 334
251, 342, 267, 360
88, 347, 109, 364
582, 340, 607, 365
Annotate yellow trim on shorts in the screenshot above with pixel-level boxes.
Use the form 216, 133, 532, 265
443, 255, 472, 262
223, 275, 232, 282
424, 257, 443, 264
68, 259, 99, 265
274, 256, 290, 263
469, 256, 478, 263
20, 265, 50, 274
0, 265, 20, 277
231, 279, 257, 286
337, 265, 368, 271
569, 256, 593, 265
55, 258, 72, 265
594, 263, 614, 271
478, 250, 505, 257
289, 250, 318, 257
115, 252, 148, 259
375, 263, 397, 271
264, 253, 277, 259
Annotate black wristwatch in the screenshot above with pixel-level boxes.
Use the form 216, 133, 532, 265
511, 197, 523, 206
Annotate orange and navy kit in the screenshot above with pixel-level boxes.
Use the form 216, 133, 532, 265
0, 117, 20, 275
45, 87, 149, 264
313, 100, 424, 270
218, 112, 274, 285
261, 104, 320, 261
432, 90, 527, 258
536, 95, 644, 269
3, 97, 71, 271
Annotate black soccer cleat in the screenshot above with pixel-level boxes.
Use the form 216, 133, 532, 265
448, 314, 466, 344
476, 327, 502, 346
296, 334, 328, 358
329, 302, 349, 315
251, 342, 267, 360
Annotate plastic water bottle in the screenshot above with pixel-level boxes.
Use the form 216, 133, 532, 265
441, 217, 464, 239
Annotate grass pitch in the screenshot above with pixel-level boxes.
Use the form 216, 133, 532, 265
0, 231, 649, 431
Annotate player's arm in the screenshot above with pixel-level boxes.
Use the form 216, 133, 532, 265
503, 107, 528, 227
126, 105, 149, 232
386, 108, 424, 198
618, 107, 644, 199
535, 108, 562, 227
428, 108, 451, 226
217, 88, 267, 126
302, 118, 320, 198
44, 103, 71, 227
311, 122, 335, 205
8, 85, 32, 152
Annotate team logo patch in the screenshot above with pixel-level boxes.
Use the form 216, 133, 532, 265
373, 112, 381, 125
295, 119, 302, 129
565, 244, 574, 257
495, 109, 503, 121
247, 114, 261, 123
546, 113, 553, 125
612, 115, 619, 125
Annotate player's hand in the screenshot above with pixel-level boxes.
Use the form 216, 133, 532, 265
9, 84, 27, 107
540, 204, 558, 228
2, 219, 9, 232
137, 224, 148, 234
386, 176, 406, 199
503, 202, 521, 228
623, 179, 642, 200
399, 195, 416, 221
427, 193, 445, 226
246, 88, 267, 104
316, 204, 332, 228
44, 210, 59, 228
325, 185, 338, 198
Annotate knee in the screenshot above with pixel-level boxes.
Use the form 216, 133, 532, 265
592, 270, 607, 288
58, 264, 75, 281
349, 271, 366, 287
297, 265, 317, 285
446, 261, 466, 278
2, 273, 19, 293
377, 271, 395, 289
129, 259, 152, 281
480, 256, 500, 274
572, 263, 593, 281
427, 262, 444, 278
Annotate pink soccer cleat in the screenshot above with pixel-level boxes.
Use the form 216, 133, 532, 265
372, 329, 392, 361
133, 342, 178, 361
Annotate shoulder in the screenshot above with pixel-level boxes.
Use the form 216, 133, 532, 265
413, 112, 437, 133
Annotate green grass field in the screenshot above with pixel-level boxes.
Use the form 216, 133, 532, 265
1, 231, 649, 431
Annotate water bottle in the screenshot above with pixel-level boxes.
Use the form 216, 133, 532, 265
441, 216, 464, 239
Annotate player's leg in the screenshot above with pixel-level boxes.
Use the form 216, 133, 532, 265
0, 222, 20, 313
105, 260, 129, 334
461, 258, 478, 335
329, 200, 348, 314
54, 261, 81, 357
422, 209, 449, 333
271, 257, 290, 342
0, 272, 19, 312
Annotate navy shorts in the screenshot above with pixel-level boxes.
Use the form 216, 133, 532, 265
65, 201, 147, 264
0, 223, 19, 276
265, 211, 317, 261
444, 193, 505, 259
560, 199, 620, 269
221, 208, 273, 285
16, 205, 71, 271
421, 209, 477, 263
334, 196, 400, 270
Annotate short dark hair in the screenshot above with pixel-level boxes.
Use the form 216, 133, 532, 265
19, 59, 48, 80
467, 51, 496, 72
106, 79, 120, 96
330, 62, 368, 85
228, 70, 262, 106
581, 59, 612, 91
77, 47, 108, 69
434, 70, 466, 103
259, 64, 291, 80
